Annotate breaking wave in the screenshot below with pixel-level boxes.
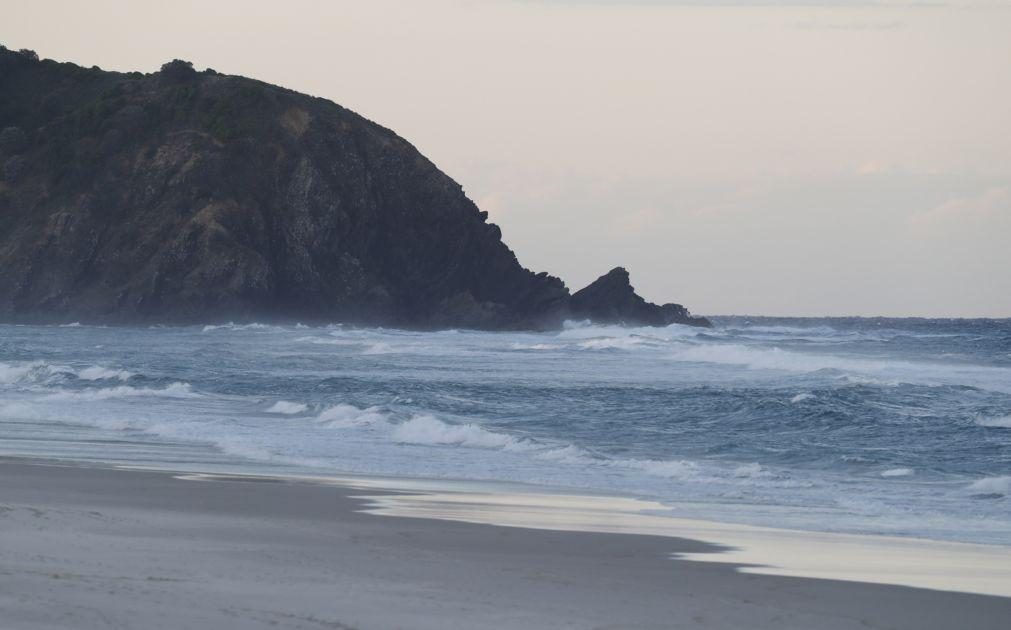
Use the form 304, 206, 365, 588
967, 476, 1010, 497
392, 414, 520, 449
266, 401, 309, 415
77, 366, 134, 381
315, 404, 389, 428
42, 382, 195, 401
1, 361, 136, 385
202, 322, 283, 333
977, 415, 1011, 428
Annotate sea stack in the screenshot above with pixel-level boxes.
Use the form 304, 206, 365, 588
570, 267, 710, 327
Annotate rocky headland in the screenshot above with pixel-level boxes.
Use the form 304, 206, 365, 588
0, 47, 710, 329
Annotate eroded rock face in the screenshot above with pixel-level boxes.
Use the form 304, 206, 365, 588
571, 268, 711, 328
0, 47, 706, 329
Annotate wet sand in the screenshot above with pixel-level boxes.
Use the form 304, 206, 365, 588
1, 459, 1009, 629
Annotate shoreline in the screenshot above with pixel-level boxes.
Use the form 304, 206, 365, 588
2, 457, 1009, 629
11, 455, 1011, 597
27, 456, 1011, 597
354, 481, 1011, 598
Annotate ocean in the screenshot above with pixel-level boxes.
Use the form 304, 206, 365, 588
1, 317, 1009, 544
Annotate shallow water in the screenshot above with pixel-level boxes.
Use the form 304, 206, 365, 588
1, 317, 1009, 544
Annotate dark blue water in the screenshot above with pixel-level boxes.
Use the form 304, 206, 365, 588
1, 317, 1009, 543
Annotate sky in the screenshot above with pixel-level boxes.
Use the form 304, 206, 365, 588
3, 0, 1010, 316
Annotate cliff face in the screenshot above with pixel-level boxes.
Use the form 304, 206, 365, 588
0, 49, 708, 329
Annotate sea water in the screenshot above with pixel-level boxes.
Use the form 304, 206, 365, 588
1, 318, 1008, 544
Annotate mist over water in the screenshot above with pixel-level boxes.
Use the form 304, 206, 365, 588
1, 317, 1009, 544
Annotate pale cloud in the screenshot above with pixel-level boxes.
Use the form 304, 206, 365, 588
514, 0, 994, 6
611, 206, 661, 235
856, 160, 894, 175
911, 187, 1011, 227
794, 19, 904, 29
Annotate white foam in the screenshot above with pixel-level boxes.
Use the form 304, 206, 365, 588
1, 361, 137, 386
578, 337, 648, 351
728, 324, 839, 336
201, 322, 277, 333
42, 382, 195, 401
266, 401, 309, 415
559, 320, 701, 342
0, 362, 36, 383
625, 458, 702, 479
670, 343, 868, 373
791, 393, 815, 403
91, 417, 135, 431
666, 342, 1011, 393
315, 404, 389, 428
392, 415, 519, 449
0, 361, 75, 384
534, 444, 588, 463
733, 463, 766, 477
977, 415, 1011, 428
296, 336, 354, 346
77, 366, 134, 381
967, 476, 1010, 496
881, 468, 914, 477
301, 402, 803, 490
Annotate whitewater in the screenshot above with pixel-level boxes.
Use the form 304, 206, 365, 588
1, 317, 1009, 544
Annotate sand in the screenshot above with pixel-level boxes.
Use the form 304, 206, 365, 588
356, 482, 1011, 597
1, 459, 1008, 629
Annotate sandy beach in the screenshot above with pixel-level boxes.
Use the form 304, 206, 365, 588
1, 459, 1008, 629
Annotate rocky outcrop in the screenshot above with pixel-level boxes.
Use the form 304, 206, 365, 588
0, 47, 708, 329
571, 268, 710, 327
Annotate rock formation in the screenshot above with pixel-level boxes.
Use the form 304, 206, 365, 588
0, 48, 709, 329
570, 267, 709, 327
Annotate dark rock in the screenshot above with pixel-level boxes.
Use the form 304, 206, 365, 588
0, 126, 27, 153
571, 268, 711, 328
0, 46, 707, 329
2, 155, 26, 182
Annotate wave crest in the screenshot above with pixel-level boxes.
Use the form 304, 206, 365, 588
1, 361, 137, 385
77, 366, 134, 381
315, 404, 389, 428
977, 415, 1011, 429
392, 415, 519, 449
43, 382, 195, 401
967, 476, 1010, 497
266, 401, 309, 415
